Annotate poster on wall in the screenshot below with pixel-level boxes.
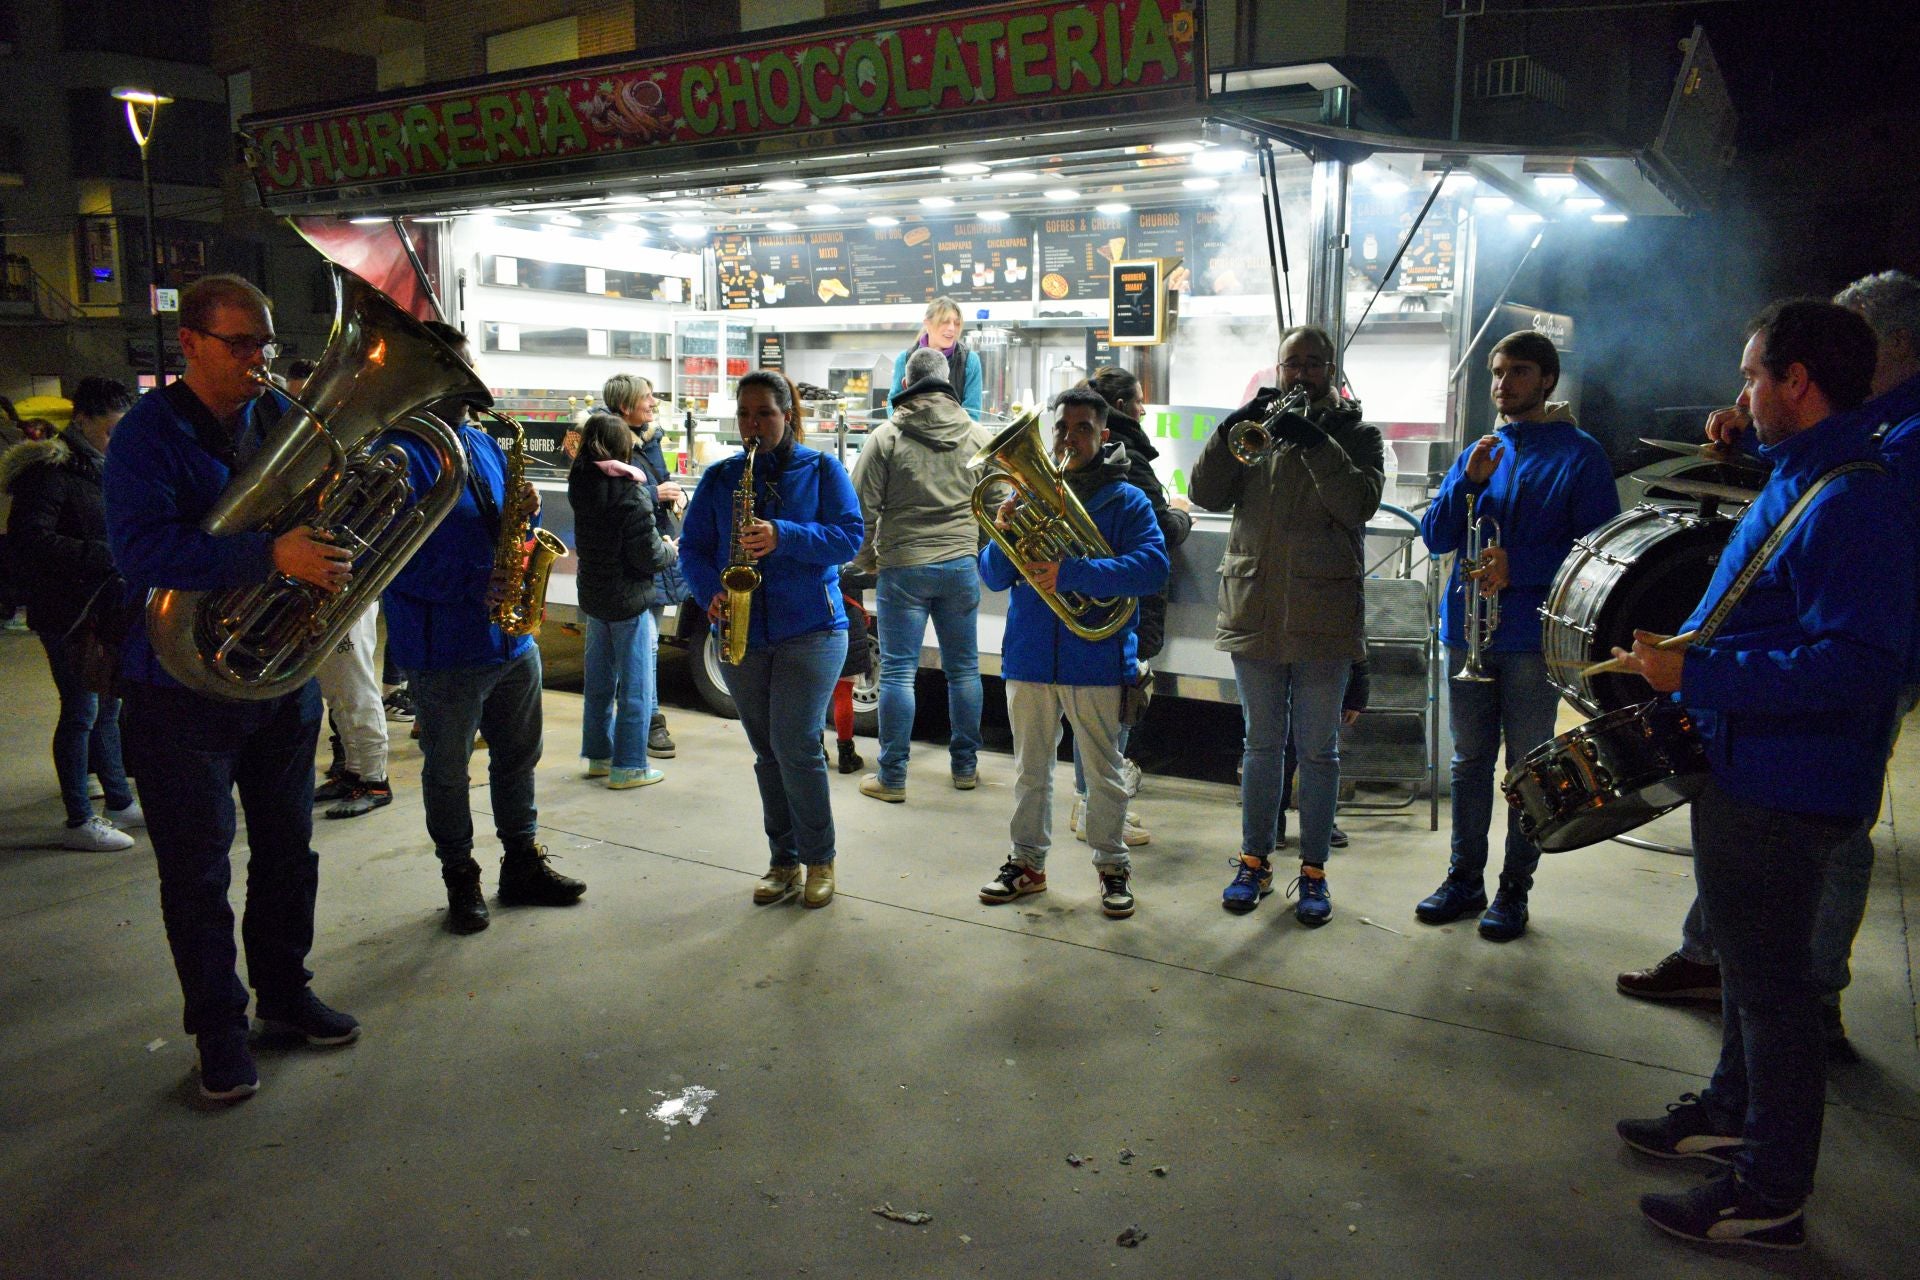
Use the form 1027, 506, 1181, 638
931, 218, 1032, 302
1348, 192, 1458, 293
1036, 211, 1131, 303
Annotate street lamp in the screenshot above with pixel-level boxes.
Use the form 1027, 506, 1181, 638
112, 86, 174, 387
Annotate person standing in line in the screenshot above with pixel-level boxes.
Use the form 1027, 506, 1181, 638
4, 376, 143, 850
105, 274, 359, 1103
1414, 330, 1617, 940
1191, 326, 1383, 927
850, 345, 991, 802
605, 372, 688, 762
890, 297, 983, 419
680, 371, 863, 909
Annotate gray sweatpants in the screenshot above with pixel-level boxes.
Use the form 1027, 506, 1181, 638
1006, 680, 1129, 873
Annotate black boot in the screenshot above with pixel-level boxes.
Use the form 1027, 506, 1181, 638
499, 842, 586, 906
837, 740, 864, 774
443, 859, 490, 934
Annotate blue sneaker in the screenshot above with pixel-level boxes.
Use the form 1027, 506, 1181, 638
254, 988, 361, 1046
196, 1032, 259, 1102
1221, 855, 1273, 913
1415, 876, 1488, 924
1288, 866, 1331, 926
608, 766, 665, 789
1479, 878, 1529, 941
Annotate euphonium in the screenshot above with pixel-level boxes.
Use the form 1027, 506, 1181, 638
1453, 490, 1502, 684
1228, 382, 1315, 465
147, 265, 483, 701
481, 407, 568, 639
969, 408, 1136, 642
719, 441, 763, 664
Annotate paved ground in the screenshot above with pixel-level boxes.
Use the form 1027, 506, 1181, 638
1, 630, 1914, 1278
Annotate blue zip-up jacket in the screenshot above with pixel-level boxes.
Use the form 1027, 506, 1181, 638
889, 345, 983, 420
103, 381, 288, 688
1855, 370, 1920, 683
679, 442, 863, 648
1675, 414, 1913, 819
1420, 408, 1619, 651
980, 445, 1170, 686
382, 422, 535, 671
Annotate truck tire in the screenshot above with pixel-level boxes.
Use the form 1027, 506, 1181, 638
851, 630, 880, 736
689, 628, 738, 720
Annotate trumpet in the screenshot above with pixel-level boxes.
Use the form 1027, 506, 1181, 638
1453, 490, 1502, 683
1228, 383, 1315, 465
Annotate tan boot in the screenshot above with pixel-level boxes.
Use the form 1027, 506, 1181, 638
803, 862, 836, 909
752, 864, 802, 905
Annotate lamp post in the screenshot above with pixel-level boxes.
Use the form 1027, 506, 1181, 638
112, 86, 174, 387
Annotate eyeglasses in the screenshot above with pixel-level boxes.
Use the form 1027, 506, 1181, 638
1281, 358, 1329, 373
186, 327, 280, 361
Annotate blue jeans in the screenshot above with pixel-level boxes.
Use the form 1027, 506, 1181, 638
875, 557, 983, 787
1691, 780, 1856, 1206
582, 610, 658, 770
1234, 654, 1348, 865
1445, 647, 1560, 891
408, 648, 544, 867
721, 628, 847, 866
39, 632, 133, 824
123, 680, 323, 1037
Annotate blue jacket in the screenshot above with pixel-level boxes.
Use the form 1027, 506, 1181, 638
679, 442, 863, 648
980, 447, 1169, 686
103, 381, 288, 688
382, 422, 534, 671
1675, 415, 1913, 819
1420, 410, 1619, 651
890, 345, 983, 420
1855, 370, 1920, 683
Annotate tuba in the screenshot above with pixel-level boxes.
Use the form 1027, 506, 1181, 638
719, 441, 762, 664
479, 407, 568, 638
970, 409, 1136, 641
146, 265, 484, 700
1227, 383, 1315, 465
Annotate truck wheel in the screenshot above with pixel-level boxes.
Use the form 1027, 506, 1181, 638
851, 631, 880, 736
689, 629, 738, 719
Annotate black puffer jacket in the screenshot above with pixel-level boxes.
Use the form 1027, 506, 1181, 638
1097, 409, 1191, 662
1, 430, 118, 636
568, 456, 674, 623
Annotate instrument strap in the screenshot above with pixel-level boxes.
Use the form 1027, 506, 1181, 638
1693, 459, 1885, 643
461, 437, 503, 541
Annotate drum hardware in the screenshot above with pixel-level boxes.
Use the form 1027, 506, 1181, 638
1637, 437, 1769, 473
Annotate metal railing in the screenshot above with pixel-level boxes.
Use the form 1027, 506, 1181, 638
0, 255, 86, 324
1473, 55, 1570, 110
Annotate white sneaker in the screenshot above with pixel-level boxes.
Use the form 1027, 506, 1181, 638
1120, 758, 1142, 798
62, 816, 135, 852
1069, 795, 1086, 833
87, 777, 105, 800
1073, 806, 1151, 847
105, 801, 145, 831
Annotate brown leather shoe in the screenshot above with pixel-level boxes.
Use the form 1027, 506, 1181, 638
753, 864, 802, 905
1617, 952, 1721, 1001
802, 863, 835, 909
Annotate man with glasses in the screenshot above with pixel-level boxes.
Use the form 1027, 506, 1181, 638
105, 274, 359, 1104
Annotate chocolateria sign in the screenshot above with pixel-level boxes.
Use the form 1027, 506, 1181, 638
243, 0, 1204, 205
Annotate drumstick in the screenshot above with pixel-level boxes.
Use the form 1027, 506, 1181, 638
1578, 630, 1698, 679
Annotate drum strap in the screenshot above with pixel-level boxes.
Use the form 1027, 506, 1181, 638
1693, 459, 1886, 643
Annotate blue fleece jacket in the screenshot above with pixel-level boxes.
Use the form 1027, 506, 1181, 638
890, 345, 983, 420
1420, 413, 1619, 651
381, 422, 534, 671
103, 381, 288, 688
1675, 414, 1913, 819
980, 462, 1169, 686
679, 442, 863, 648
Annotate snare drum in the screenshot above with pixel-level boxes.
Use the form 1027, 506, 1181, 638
1540, 504, 1734, 716
1501, 699, 1709, 853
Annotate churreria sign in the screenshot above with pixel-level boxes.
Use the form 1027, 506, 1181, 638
244, 0, 1202, 200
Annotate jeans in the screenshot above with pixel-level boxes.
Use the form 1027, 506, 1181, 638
408, 648, 544, 867
1234, 654, 1348, 865
39, 632, 133, 825
1444, 647, 1560, 891
1007, 680, 1129, 872
875, 557, 983, 787
582, 610, 658, 770
123, 680, 323, 1037
720, 628, 846, 867
1691, 780, 1856, 1206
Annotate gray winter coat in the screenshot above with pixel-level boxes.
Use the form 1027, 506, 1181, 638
1188, 392, 1385, 663
850, 377, 993, 572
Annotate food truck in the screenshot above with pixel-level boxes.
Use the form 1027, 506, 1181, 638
239, 0, 1704, 806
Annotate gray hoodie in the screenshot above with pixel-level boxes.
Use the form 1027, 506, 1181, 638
850, 378, 992, 571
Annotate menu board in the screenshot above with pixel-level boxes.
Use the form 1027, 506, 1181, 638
716, 219, 1036, 309
1349, 192, 1459, 293
847, 224, 937, 305
932, 219, 1032, 302
1035, 212, 1130, 303
1110, 261, 1169, 345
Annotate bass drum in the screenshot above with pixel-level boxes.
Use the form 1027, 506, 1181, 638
1540, 504, 1735, 716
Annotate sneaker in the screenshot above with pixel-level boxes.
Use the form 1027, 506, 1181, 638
313, 769, 358, 804
1098, 868, 1135, 919
608, 766, 665, 789
951, 771, 977, 791
649, 713, 676, 759
836, 741, 864, 774
1072, 806, 1150, 847
1479, 877, 1529, 942
88, 776, 105, 800
1616, 1092, 1744, 1164
1617, 952, 1722, 1002
254, 988, 361, 1046
1221, 855, 1274, 913
105, 801, 145, 831
802, 862, 835, 909
2, 613, 29, 633
1288, 865, 1332, 925
1070, 795, 1086, 832
497, 844, 585, 906
980, 860, 1047, 904
1415, 876, 1488, 924
859, 774, 905, 804
584, 758, 611, 778
1120, 757, 1142, 798
195, 1032, 260, 1103
753, 863, 802, 905
1638, 1173, 1804, 1250
62, 816, 134, 852
383, 688, 415, 722
325, 778, 392, 820
1328, 825, 1349, 849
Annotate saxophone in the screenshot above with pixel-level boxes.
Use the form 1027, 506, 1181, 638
719, 441, 763, 664
483, 408, 568, 638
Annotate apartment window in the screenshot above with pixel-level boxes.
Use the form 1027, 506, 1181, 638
486, 16, 578, 74
61, 0, 208, 63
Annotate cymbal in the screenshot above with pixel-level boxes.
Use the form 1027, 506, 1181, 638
1638, 438, 1768, 471
1636, 474, 1761, 504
